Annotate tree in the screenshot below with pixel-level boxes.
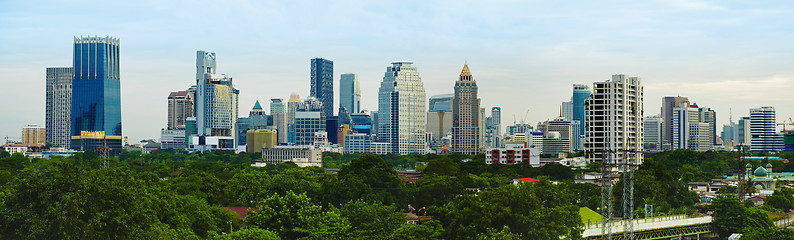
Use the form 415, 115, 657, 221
764, 191, 792, 210
332, 199, 404, 239
389, 220, 444, 240
245, 191, 350, 239
477, 226, 523, 240
211, 227, 280, 240
741, 207, 775, 238
337, 154, 404, 205
712, 196, 746, 238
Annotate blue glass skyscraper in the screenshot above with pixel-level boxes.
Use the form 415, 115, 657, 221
70, 36, 122, 156
572, 84, 590, 136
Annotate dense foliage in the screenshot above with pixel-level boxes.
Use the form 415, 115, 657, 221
0, 149, 792, 239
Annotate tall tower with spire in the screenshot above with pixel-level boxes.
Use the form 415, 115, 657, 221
452, 62, 481, 154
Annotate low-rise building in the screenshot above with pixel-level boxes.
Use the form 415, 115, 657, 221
261, 145, 322, 167
485, 143, 540, 166
160, 128, 186, 149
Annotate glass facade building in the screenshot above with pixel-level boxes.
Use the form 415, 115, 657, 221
46, 67, 73, 149
378, 62, 427, 154
310, 58, 334, 119
339, 73, 360, 116
70, 36, 122, 156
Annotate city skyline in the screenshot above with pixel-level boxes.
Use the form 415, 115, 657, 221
2, 1, 794, 143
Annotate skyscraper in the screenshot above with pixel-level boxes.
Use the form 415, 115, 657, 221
585, 74, 644, 165
561, 101, 573, 122
699, 107, 717, 145
310, 58, 334, 119
192, 50, 239, 151
661, 96, 690, 151
643, 115, 662, 152
339, 73, 360, 115
70, 36, 122, 155
377, 62, 426, 154
750, 106, 784, 152
167, 90, 194, 129
293, 97, 326, 146
572, 84, 591, 135
46, 67, 72, 148
271, 98, 287, 144
452, 63, 481, 154
737, 116, 751, 148
485, 107, 502, 148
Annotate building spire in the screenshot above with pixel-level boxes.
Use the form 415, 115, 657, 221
460, 62, 471, 77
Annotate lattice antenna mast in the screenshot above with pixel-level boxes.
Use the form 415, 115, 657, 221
600, 149, 614, 240
622, 149, 638, 240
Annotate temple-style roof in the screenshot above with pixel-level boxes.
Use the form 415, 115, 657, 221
745, 163, 752, 168
766, 163, 773, 168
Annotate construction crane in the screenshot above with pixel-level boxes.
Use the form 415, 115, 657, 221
777, 117, 794, 133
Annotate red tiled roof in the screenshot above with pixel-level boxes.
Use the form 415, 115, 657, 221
223, 206, 258, 219
514, 177, 540, 183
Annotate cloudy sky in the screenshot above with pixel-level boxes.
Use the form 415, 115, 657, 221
1, 0, 792, 143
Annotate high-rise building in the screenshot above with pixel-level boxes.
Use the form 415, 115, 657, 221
167, 90, 194, 129
427, 94, 453, 147
750, 106, 784, 152
489, 107, 502, 147
350, 111, 373, 135
339, 73, 360, 116
737, 116, 751, 149
377, 62, 426, 154
310, 58, 334, 119
191, 50, 239, 151
452, 63, 481, 154
561, 101, 573, 122
22, 124, 46, 146
572, 84, 591, 135
249, 100, 269, 129
46, 67, 72, 148
271, 98, 288, 144
643, 115, 662, 152
661, 96, 690, 151
671, 103, 699, 150
247, 129, 277, 153
699, 107, 717, 145
585, 74, 644, 165
70, 36, 122, 155
546, 117, 573, 154
479, 107, 486, 148
293, 97, 326, 146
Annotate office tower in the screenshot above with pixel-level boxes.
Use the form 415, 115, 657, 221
310, 58, 334, 119
249, 100, 269, 129
572, 84, 591, 135
287, 93, 301, 143
452, 63, 481, 154
427, 94, 453, 148
377, 62, 426, 154
184, 117, 197, 148
191, 50, 239, 151
270, 99, 287, 144
167, 90, 194, 129
350, 111, 373, 135
661, 96, 690, 151
737, 116, 751, 148
699, 107, 717, 145
722, 124, 736, 146
546, 117, 573, 154
371, 111, 379, 136
22, 124, 46, 146
70, 36, 122, 155
235, 117, 250, 147
45, 67, 72, 148
561, 101, 573, 121
585, 74, 644, 165
479, 107, 486, 148
484, 107, 502, 148
293, 97, 326, 146
643, 115, 662, 152
340, 73, 360, 115
750, 106, 784, 152
671, 103, 699, 150
247, 129, 277, 153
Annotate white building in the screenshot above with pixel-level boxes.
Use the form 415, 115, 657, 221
643, 115, 662, 152
271, 98, 288, 144
192, 50, 239, 152
160, 128, 186, 149
585, 74, 644, 166
261, 146, 322, 167
750, 106, 784, 152
45, 67, 72, 149
344, 134, 392, 154
485, 143, 540, 166
377, 62, 427, 154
